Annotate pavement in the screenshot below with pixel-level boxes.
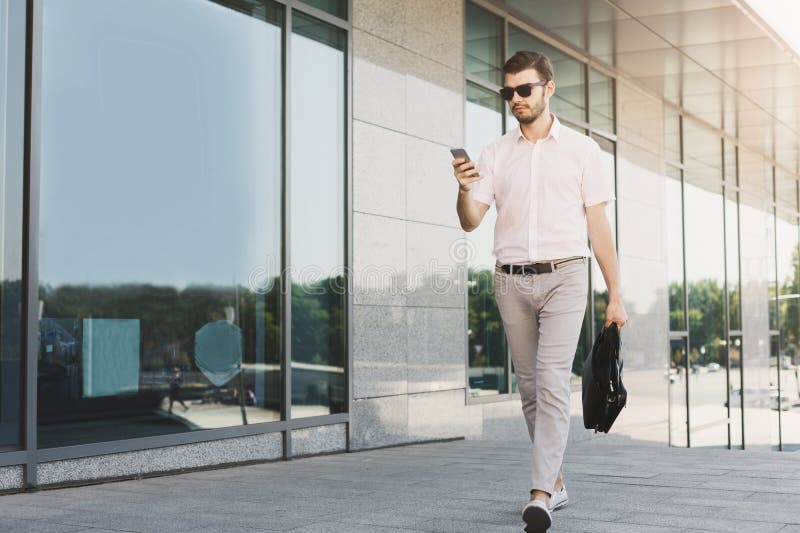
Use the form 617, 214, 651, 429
0, 434, 799, 532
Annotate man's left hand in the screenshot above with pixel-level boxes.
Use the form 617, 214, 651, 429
604, 295, 628, 329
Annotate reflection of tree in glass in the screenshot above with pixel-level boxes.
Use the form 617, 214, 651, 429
290, 274, 345, 368
778, 244, 800, 363
38, 279, 281, 404
667, 279, 726, 365
467, 268, 507, 392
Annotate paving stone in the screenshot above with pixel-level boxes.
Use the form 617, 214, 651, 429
0, 438, 798, 532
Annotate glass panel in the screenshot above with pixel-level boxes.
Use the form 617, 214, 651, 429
776, 209, 800, 449
290, 13, 346, 418
466, 83, 507, 397
725, 188, 741, 331
591, 135, 616, 337
775, 169, 798, 213
37, 0, 284, 447
669, 337, 688, 447
769, 207, 779, 332
664, 107, 681, 164
589, 68, 614, 133
508, 25, 586, 124
0, 0, 23, 450
466, 2, 504, 86
299, 0, 347, 19
728, 335, 743, 448
666, 166, 686, 331
683, 118, 722, 190
685, 176, 727, 447
739, 197, 772, 448
770, 334, 781, 450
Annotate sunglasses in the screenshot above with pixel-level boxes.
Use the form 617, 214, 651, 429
499, 80, 548, 101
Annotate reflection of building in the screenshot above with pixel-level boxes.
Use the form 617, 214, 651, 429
0, 0, 799, 490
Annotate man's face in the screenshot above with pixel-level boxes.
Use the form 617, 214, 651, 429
504, 69, 553, 125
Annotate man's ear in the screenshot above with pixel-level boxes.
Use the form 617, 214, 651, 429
546, 80, 555, 98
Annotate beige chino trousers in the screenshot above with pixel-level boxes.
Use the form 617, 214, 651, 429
493, 257, 588, 495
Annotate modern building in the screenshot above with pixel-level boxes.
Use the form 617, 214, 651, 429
0, 0, 798, 492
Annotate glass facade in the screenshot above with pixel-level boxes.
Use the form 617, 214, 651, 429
2, 0, 800, 492
662, 101, 800, 449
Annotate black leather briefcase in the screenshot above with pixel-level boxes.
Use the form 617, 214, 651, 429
582, 322, 626, 433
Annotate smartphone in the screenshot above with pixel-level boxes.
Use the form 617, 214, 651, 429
449, 147, 471, 162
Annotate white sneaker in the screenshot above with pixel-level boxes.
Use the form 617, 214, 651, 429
522, 498, 552, 532
549, 483, 569, 511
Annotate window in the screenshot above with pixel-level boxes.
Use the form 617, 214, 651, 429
465, 83, 508, 398
666, 165, 686, 331
466, 3, 504, 87
289, 12, 347, 418
725, 188, 741, 332
589, 68, 614, 133
684, 171, 727, 447
37, 0, 285, 447
669, 337, 688, 447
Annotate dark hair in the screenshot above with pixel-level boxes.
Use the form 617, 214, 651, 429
502, 51, 554, 81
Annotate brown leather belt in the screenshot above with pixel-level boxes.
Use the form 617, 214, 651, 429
495, 256, 586, 275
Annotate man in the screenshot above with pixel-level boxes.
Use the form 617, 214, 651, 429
452, 51, 627, 533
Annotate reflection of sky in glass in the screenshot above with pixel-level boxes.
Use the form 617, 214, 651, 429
684, 181, 725, 284
465, 98, 502, 269
0, 0, 22, 283
289, 30, 345, 278
683, 118, 723, 188
40, 0, 282, 288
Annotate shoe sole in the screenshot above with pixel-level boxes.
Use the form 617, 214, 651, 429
522, 505, 552, 533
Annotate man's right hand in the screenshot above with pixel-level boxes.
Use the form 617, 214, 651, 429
452, 158, 483, 191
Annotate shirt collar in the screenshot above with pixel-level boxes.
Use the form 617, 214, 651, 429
515, 113, 561, 144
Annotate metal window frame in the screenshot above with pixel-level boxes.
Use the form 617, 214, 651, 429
9, 0, 353, 486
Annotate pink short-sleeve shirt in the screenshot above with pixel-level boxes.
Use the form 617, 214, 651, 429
470, 114, 615, 264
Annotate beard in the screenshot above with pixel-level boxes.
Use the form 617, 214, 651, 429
513, 93, 546, 125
